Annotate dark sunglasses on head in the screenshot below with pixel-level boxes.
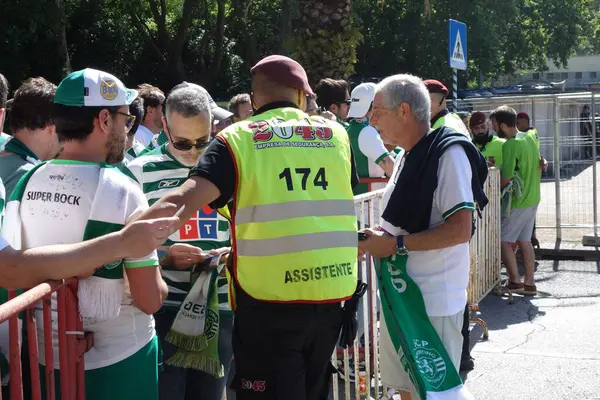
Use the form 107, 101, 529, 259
166, 128, 211, 151
113, 111, 136, 131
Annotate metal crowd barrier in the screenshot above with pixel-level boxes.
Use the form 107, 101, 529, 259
458, 92, 600, 245
467, 168, 503, 339
0, 280, 87, 400
333, 170, 502, 399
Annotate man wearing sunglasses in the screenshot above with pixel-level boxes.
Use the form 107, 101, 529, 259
125, 84, 233, 400
3, 68, 167, 399
315, 78, 352, 123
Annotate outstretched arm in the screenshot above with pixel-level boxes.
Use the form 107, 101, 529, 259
135, 176, 221, 231
0, 217, 179, 290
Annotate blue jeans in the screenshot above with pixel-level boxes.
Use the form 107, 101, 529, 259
155, 308, 234, 400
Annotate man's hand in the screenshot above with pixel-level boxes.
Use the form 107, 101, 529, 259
540, 155, 548, 173
358, 228, 397, 258
163, 243, 208, 270
207, 247, 231, 276
121, 217, 180, 259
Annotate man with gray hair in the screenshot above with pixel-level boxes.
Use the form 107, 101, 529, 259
359, 74, 486, 399
125, 84, 234, 400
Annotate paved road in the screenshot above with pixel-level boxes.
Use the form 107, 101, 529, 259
464, 259, 600, 400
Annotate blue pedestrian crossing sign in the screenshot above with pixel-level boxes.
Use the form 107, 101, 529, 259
448, 19, 467, 70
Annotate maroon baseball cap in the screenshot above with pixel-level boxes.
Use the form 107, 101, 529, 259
517, 112, 530, 120
251, 55, 314, 96
424, 79, 449, 96
469, 111, 487, 127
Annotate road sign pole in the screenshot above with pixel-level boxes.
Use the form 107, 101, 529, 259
452, 68, 458, 112
449, 19, 467, 109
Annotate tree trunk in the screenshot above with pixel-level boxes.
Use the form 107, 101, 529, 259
167, 50, 187, 84
211, 0, 227, 79
56, 0, 72, 73
293, 0, 360, 85
279, 0, 293, 53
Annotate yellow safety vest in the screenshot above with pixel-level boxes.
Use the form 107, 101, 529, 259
432, 112, 470, 137
218, 107, 358, 305
477, 135, 506, 168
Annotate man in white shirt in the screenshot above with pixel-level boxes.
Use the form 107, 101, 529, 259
359, 74, 479, 400
346, 82, 396, 195
136, 83, 166, 148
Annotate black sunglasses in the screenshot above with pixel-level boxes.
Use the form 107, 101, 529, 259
166, 127, 211, 151
337, 100, 352, 106
113, 111, 136, 131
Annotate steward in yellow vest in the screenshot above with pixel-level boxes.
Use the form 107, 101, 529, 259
424, 79, 470, 137
470, 111, 506, 168
139, 55, 360, 400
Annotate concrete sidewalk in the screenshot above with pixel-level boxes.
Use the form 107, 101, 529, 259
464, 260, 600, 400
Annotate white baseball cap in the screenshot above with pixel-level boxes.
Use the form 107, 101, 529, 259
181, 82, 234, 120
54, 68, 137, 107
347, 82, 376, 119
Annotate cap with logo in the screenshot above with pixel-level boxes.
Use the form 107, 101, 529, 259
178, 82, 233, 121
54, 68, 137, 107
516, 112, 530, 121
251, 55, 314, 96
348, 82, 376, 119
423, 79, 449, 97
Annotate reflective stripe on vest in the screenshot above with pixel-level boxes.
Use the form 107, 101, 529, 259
219, 107, 358, 303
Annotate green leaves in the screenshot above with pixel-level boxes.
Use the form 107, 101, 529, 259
1, 0, 597, 95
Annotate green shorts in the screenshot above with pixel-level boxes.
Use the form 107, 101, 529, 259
41, 335, 159, 400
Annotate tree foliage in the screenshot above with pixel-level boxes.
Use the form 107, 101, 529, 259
0, 0, 597, 96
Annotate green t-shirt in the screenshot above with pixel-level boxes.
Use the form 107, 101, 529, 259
476, 135, 506, 169
0, 137, 41, 197
501, 133, 541, 209
517, 128, 540, 151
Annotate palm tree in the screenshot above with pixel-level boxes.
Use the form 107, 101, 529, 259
293, 0, 361, 85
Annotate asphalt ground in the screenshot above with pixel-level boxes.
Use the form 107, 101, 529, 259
464, 259, 600, 400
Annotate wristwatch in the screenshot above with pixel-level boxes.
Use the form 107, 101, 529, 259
396, 235, 408, 255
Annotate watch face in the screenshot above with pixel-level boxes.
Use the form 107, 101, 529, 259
396, 247, 408, 256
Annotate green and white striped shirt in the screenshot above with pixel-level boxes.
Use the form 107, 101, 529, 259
3, 160, 159, 369
125, 145, 232, 311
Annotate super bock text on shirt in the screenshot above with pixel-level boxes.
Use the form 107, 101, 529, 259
25, 191, 81, 205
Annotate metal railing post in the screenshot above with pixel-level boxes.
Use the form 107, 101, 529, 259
592, 93, 598, 237
553, 97, 562, 241
531, 98, 536, 128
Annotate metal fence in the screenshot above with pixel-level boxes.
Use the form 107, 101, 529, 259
458, 92, 600, 245
468, 168, 503, 339
0, 280, 87, 400
334, 169, 502, 399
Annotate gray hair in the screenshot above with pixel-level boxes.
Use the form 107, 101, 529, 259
375, 74, 431, 124
165, 87, 211, 120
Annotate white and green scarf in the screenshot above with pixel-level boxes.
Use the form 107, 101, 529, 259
376, 254, 474, 400
166, 267, 223, 377
501, 172, 524, 219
